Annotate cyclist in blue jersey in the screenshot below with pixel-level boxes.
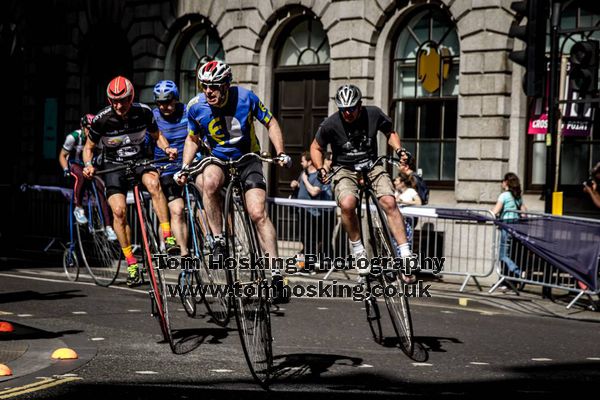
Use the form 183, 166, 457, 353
177, 60, 291, 294
152, 80, 190, 257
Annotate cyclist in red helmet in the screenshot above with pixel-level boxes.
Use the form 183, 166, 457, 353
58, 114, 116, 240
82, 76, 179, 287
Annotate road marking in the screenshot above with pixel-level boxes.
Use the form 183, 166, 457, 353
357, 364, 373, 368
531, 358, 552, 362
17, 314, 32, 317
317, 307, 328, 310
72, 311, 87, 315
177, 308, 185, 312
412, 363, 433, 367
127, 309, 141, 312
0, 273, 146, 294
210, 369, 233, 373
0, 311, 13, 316
135, 371, 158, 375
0, 377, 82, 399
90, 338, 105, 341
441, 310, 454, 314
586, 357, 600, 361
469, 362, 490, 365
277, 308, 286, 311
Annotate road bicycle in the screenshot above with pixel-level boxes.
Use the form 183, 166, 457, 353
186, 152, 284, 386
97, 156, 175, 351
63, 162, 122, 286
325, 155, 415, 357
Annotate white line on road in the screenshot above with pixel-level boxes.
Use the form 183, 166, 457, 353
586, 357, 600, 361
357, 364, 373, 368
135, 371, 158, 375
317, 307, 328, 310
469, 362, 490, 365
441, 310, 455, 314
72, 311, 87, 315
412, 363, 433, 367
531, 358, 552, 362
210, 369, 233, 373
90, 338, 105, 341
17, 314, 33, 317
127, 309, 141, 312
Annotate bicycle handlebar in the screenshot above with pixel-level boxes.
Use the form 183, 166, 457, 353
185, 152, 286, 178
95, 156, 173, 176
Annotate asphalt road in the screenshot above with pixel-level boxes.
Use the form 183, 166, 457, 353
1, 266, 600, 399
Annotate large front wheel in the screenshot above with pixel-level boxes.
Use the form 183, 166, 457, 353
363, 192, 414, 357
224, 189, 273, 386
76, 185, 122, 286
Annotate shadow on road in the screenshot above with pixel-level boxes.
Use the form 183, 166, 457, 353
271, 353, 363, 380
168, 326, 234, 354
41, 360, 600, 399
0, 290, 86, 304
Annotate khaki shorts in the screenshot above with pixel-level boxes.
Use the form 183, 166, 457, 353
333, 165, 395, 204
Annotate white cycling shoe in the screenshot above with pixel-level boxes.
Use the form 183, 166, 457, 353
354, 250, 371, 277
73, 207, 88, 225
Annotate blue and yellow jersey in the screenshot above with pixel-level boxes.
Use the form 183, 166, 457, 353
186, 86, 272, 160
153, 103, 188, 175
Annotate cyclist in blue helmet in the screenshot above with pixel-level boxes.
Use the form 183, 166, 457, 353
152, 80, 191, 257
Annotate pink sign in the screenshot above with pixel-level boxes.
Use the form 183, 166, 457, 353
528, 113, 592, 136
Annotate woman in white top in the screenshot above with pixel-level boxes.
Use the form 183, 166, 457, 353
394, 173, 422, 206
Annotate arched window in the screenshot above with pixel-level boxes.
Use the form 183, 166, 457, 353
177, 27, 224, 102
391, 8, 459, 186
277, 19, 330, 66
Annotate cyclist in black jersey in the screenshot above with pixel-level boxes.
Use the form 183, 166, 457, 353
82, 76, 179, 287
310, 84, 416, 281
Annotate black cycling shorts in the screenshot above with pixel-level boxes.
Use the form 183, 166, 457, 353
160, 174, 183, 202
103, 161, 158, 198
206, 158, 266, 192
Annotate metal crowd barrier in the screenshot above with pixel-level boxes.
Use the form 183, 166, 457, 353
267, 197, 498, 290
489, 209, 600, 309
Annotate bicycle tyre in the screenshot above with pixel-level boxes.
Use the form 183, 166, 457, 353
62, 247, 80, 282
364, 191, 415, 357
364, 279, 383, 344
187, 184, 230, 325
224, 187, 273, 386
77, 185, 122, 287
137, 189, 175, 350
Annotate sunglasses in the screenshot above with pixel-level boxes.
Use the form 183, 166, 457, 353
340, 106, 358, 113
201, 83, 225, 91
156, 99, 174, 106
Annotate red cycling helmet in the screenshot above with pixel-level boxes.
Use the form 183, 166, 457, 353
106, 76, 135, 106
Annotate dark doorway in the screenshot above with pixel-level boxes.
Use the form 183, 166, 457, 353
271, 66, 329, 198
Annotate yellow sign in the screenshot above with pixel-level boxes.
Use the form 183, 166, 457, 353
418, 46, 451, 93
552, 192, 563, 216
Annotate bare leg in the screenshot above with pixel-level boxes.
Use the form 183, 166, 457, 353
141, 171, 170, 225
107, 193, 131, 248
378, 195, 408, 245
339, 194, 360, 242
195, 165, 225, 235
245, 188, 278, 258
168, 198, 188, 256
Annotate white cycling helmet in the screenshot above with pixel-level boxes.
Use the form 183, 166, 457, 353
198, 60, 232, 85
335, 84, 362, 108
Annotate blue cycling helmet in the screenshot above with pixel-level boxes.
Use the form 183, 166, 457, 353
153, 80, 179, 102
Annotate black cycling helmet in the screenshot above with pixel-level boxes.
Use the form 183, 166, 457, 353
335, 84, 362, 109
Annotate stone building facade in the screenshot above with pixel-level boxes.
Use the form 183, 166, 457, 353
4, 0, 600, 213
